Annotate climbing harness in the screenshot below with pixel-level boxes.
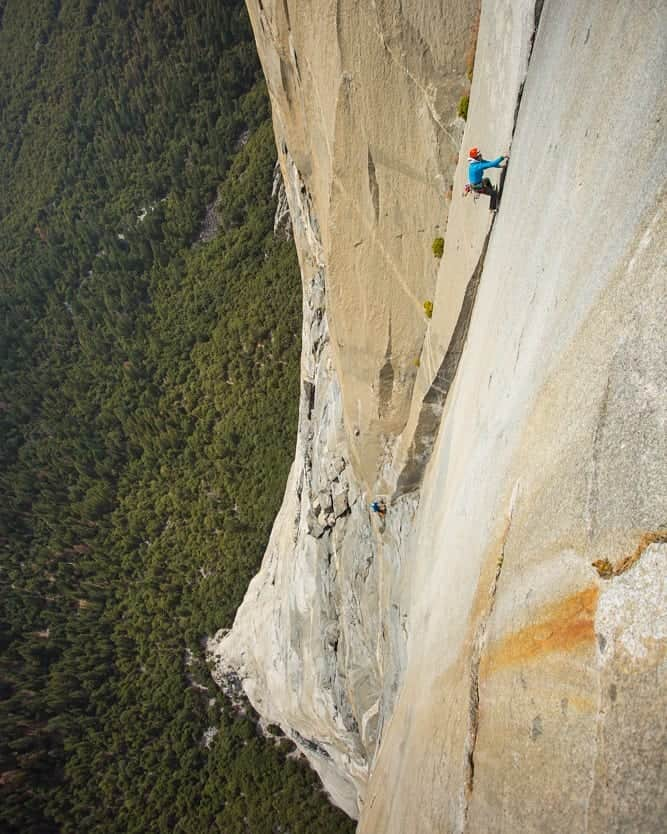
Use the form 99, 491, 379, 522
463, 183, 481, 203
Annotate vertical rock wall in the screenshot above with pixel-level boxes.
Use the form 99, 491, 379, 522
245, 0, 479, 489
209, 122, 420, 818
359, 1, 667, 831
211, 0, 667, 830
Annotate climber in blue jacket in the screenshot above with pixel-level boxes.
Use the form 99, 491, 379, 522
370, 499, 386, 517
467, 147, 508, 211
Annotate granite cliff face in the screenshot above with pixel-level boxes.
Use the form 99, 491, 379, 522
208, 1, 667, 830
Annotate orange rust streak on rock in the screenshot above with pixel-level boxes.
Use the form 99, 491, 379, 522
483, 586, 599, 675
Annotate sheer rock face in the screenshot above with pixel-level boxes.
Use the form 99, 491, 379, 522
244, 0, 478, 489
209, 113, 418, 816
211, 0, 667, 830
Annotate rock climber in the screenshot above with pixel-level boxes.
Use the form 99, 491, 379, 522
467, 147, 508, 211
370, 499, 386, 517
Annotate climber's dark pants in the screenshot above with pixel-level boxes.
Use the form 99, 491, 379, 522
471, 178, 498, 211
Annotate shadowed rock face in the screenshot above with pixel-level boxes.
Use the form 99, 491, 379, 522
211, 0, 667, 829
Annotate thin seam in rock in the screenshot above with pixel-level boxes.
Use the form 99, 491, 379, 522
460, 503, 514, 833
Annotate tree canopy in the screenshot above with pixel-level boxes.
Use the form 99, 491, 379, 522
0, 1, 354, 831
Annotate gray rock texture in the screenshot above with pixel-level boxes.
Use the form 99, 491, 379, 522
209, 0, 667, 830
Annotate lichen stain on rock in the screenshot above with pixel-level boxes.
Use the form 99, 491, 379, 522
482, 586, 599, 675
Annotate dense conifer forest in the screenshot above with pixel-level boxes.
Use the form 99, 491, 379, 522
0, 1, 354, 831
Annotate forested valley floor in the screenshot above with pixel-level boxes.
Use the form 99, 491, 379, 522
0, 1, 353, 831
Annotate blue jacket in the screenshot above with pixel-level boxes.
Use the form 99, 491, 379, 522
468, 156, 504, 186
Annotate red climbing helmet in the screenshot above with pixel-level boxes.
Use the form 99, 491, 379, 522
468, 146, 481, 159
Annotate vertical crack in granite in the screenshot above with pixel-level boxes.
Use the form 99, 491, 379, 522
508, 0, 545, 156
378, 320, 394, 420
394, 2, 546, 497
396, 227, 492, 495
586, 375, 611, 540
368, 147, 380, 222
583, 633, 604, 834
460, 492, 516, 833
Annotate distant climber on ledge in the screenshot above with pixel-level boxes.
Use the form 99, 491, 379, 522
370, 499, 387, 518
466, 147, 508, 211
